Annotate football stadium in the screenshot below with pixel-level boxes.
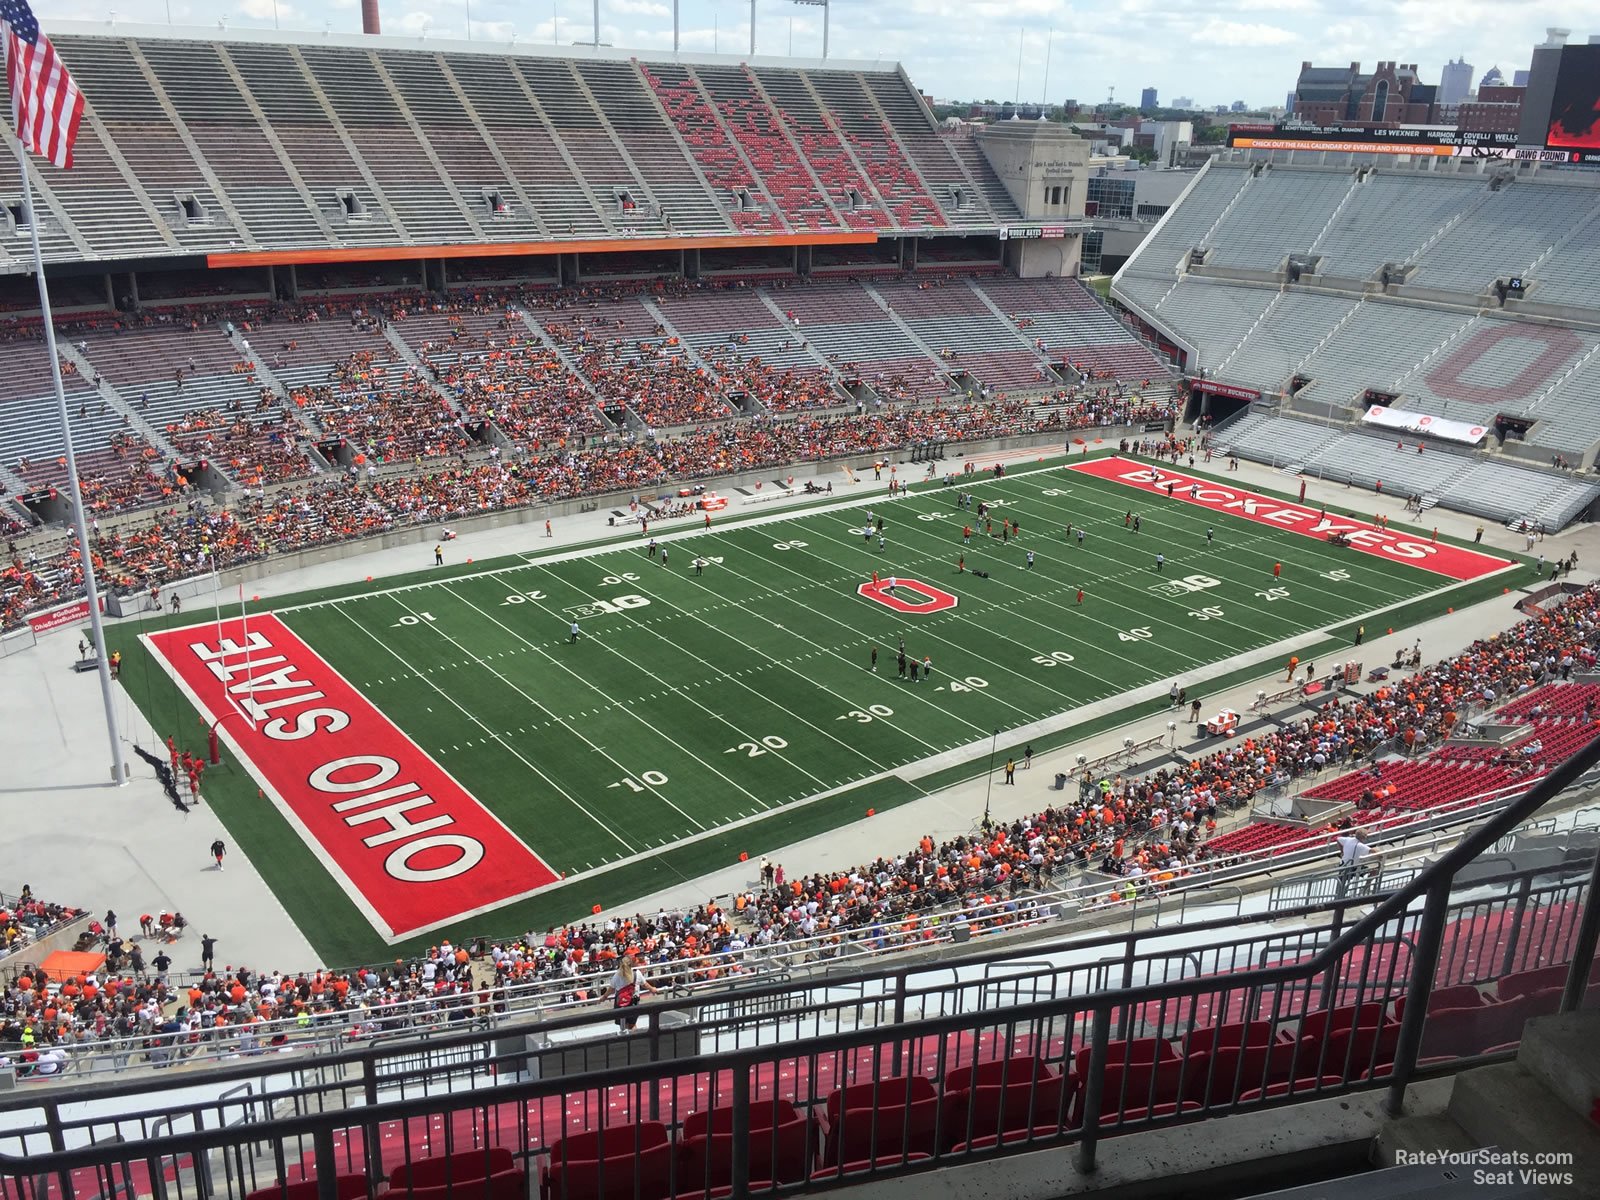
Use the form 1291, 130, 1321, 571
2, 4, 1600, 1199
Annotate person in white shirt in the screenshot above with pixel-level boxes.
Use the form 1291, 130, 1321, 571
1336, 830, 1372, 897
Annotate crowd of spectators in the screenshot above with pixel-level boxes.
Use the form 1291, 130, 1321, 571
543, 312, 738, 430
4, 588, 1594, 1063
412, 311, 607, 450
450, 584, 1600, 992
0, 389, 1170, 630
292, 351, 475, 465
164, 401, 316, 487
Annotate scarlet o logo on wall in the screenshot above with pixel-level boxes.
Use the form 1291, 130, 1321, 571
857, 578, 959, 614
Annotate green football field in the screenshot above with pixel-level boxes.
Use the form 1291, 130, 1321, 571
114, 453, 1523, 961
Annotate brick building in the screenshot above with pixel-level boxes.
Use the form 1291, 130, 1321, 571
1291, 60, 1439, 127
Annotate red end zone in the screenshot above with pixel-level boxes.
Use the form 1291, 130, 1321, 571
1070, 457, 1514, 582
144, 614, 558, 941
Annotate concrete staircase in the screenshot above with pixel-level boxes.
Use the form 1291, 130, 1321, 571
1376, 1011, 1600, 1198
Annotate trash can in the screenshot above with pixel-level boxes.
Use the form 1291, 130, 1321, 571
1055, 772, 1068, 791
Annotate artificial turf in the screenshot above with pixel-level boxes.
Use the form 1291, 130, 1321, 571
107, 452, 1528, 962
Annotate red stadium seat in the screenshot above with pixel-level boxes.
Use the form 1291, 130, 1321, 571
1393, 984, 1484, 1022
1238, 1076, 1345, 1103
809, 1153, 932, 1182
247, 1175, 372, 1200
1184, 1020, 1278, 1056
1296, 1002, 1393, 1043
821, 1076, 943, 1166
1191, 1042, 1307, 1106
541, 1123, 674, 1200
391, 1149, 514, 1191
1075, 1053, 1206, 1126
391, 1171, 524, 1200
680, 1100, 813, 1186
1073, 1036, 1177, 1079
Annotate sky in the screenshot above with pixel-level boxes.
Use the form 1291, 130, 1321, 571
45, 0, 1592, 110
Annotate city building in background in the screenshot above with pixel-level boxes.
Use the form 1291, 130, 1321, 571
1439, 57, 1473, 106
1290, 60, 1439, 126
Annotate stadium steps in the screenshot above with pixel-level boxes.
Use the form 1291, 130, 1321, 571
430, 60, 551, 240
562, 64, 669, 233
284, 45, 415, 241
223, 327, 327, 442
0, 156, 94, 264
379, 326, 471, 423
640, 61, 792, 236
963, 281, 1069, 385
55, 341, 180, 463
861, 282, 967, 373
506, 307, 602, 402
861, 69, 1013, 226
188, 42, 344, 248
1195, 162, 1260, 258
1524, 198, 1600, 288
366, 54, 495, 244
124, 41, 258, 247
740, 66, 852, 229
1211, 290, 1287, 382
1376, 1012, 1600, 1194
1401, 184, 1500, 278
755, 65, 888, 232
1395, 310, 1491, 400
165, 42, 344, 249
573, 60, 726, 235
625, 60, 738, 233
828, 69, 949, 230
1303, 169, 1367, 259
793, 69, 897, 222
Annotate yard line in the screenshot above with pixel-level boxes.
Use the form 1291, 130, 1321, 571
704, 535, 1079, 727
1000, 470, 1460, 617
799, 511, 1248, 670
877, 472, 1442, 641
760, 517, 1212, 695
512, 560, 947, 760
327, 600, 639, 855
861, 496, 1329, 663
271, 458, 1077, 617
393, 587, 728, 830
440, 579, 849, 801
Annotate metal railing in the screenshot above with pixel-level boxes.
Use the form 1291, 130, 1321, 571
13, 766, 1562, 1084
1, 741, 1597, 1200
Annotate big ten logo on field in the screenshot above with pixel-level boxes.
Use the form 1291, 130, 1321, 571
1148, 573, 1221, 599
857, 578, 959, 614
563, 594, 651, 621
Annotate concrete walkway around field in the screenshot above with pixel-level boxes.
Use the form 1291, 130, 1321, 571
0, 434, 1583, 975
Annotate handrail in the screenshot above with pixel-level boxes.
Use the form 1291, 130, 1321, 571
1, 846, 1587, 1126
26, 769, 1545, 1080
1, 754, 1594, 1194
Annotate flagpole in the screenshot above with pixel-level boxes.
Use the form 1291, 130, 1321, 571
17, 145, 126, 785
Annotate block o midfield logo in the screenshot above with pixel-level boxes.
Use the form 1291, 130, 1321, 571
857, 577, 959, 614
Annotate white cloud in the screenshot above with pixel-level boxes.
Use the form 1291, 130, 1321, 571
235, 0, 296, 20
1191, 18, 1298, 47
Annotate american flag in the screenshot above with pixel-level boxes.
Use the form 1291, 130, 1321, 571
0, 0, 82, 169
